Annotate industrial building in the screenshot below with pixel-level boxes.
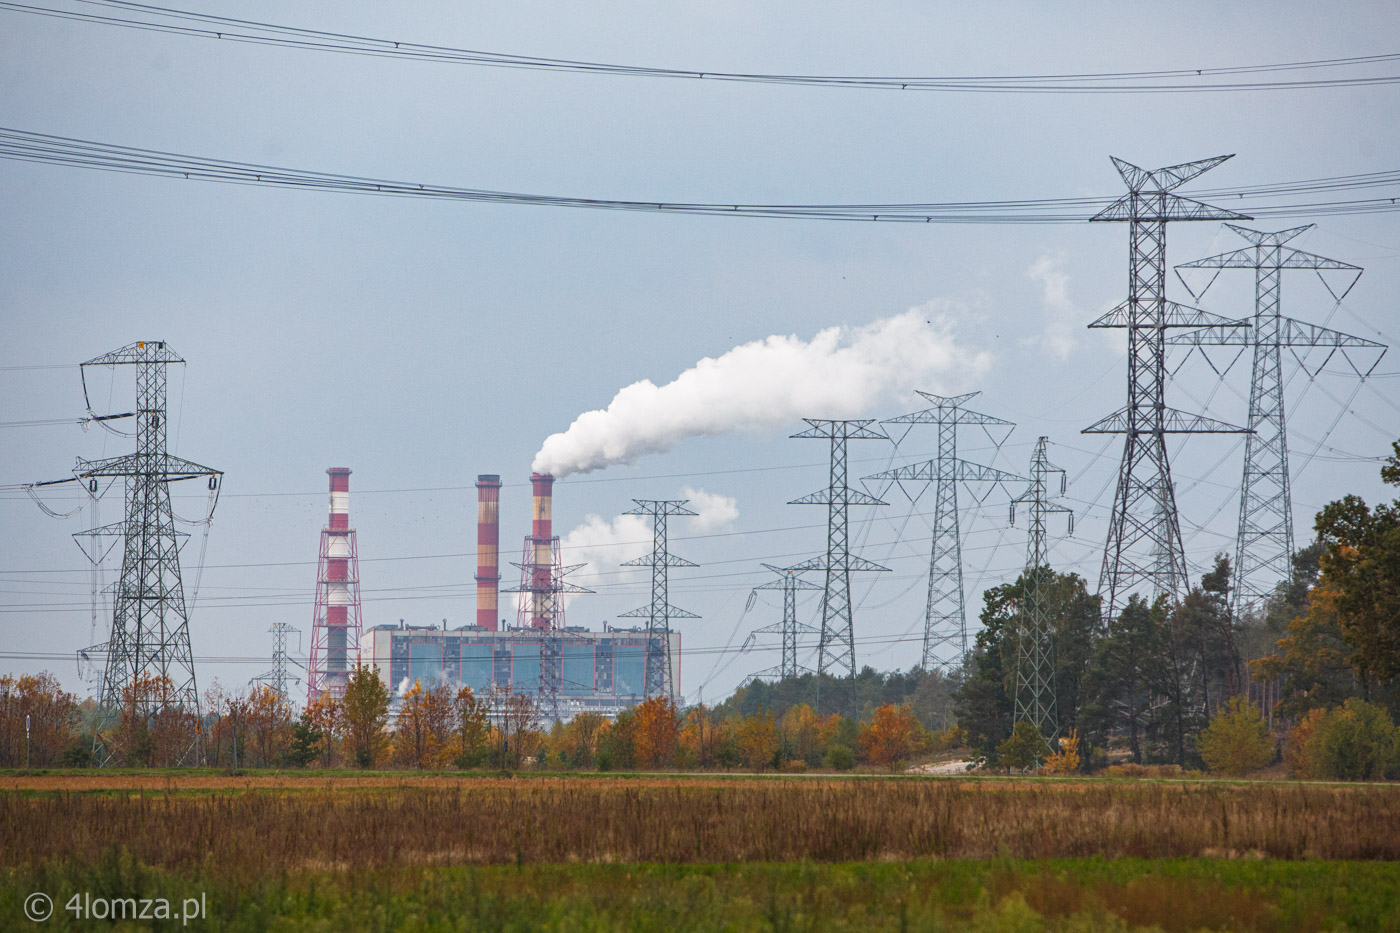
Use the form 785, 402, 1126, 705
359, 624, 681, 719
349, 471, 681, 719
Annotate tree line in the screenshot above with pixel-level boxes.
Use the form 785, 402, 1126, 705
3, 441, 1397, 778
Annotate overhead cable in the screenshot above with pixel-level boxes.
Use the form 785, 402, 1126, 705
4, 0, 1399, 94
2, 128, 1398, 224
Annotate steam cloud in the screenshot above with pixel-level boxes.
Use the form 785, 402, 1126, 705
547, 488, 739, 610
532, 307, 988, 477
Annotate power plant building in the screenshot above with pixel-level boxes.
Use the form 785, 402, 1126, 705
360, 624, 681, 718
356, 471, 681, 719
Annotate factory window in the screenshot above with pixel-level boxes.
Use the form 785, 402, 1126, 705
561, 644, 595, 696
613, 643, 646, 698
459, 644, 493, 693
409, 642, 444, 688
511, 643, 542, 692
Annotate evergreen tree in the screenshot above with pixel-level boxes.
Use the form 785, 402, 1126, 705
1314, 440, 1400, 700
286, 710, 322, 768
1081, 594, 1157, 763
953, 587, 1015, 763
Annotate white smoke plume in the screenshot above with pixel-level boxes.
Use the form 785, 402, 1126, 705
553, 488, 739, 604
532, 307, 989, 477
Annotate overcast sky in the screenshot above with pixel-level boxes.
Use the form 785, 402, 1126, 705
3, 1, 1397, 706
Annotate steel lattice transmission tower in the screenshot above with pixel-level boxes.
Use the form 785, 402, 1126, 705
504, 474, 593, 718
30, 341, 224, 760
866, 392, 1020, 670
620, 499, 698, 703
86, 344, 220, 716
788, 419, 889, 704
252, 623, 301, 702
1168, 224, 1383, 617
1086, 155, 1251, 622
1009, 437, 1073, 737
742, 564, 821, 684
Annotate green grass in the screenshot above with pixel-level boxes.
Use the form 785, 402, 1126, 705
4, 856, 1398, 931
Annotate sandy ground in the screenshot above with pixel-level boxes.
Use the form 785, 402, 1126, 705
909, 759, 975, 775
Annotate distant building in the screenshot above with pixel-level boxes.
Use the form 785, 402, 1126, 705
361, 622, 680, 720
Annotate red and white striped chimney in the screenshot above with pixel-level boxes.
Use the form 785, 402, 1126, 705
475, 474, 501, 631
308, 466, 362, 702
530, 472, 554, 629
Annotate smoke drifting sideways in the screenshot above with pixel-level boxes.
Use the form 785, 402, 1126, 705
512, 487, 739, 613
531, 308, 989, 478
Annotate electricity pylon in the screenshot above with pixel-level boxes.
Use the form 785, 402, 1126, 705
620, 500, 698, 703
788, 419, 889, 707
742, 564, 821, 683
1009, 437, 1073, 738
31, 341, 222, 763
1086, 155, 1251, 623
866, 391, 1020, 670
252, 623, 301, 703
1168, 224, 1384, 617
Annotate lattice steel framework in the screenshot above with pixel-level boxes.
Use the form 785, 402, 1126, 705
1169, 224, 1382, 617
742, 563, 821, 684
788, 419, 889, 700
507, 538, 591, 631
1009, 437, 1073, 737
866, 392, 1020, 670
504, 507, 592, 718
1086, 155, 1251, 622
87, 345, 216, 712
620, 499, 698, 702
34, 341, 223, 761
307, 469, 363, 704
253, 622, 300, 702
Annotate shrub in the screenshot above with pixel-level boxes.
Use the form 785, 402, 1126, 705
1041, 729, 1080, 775
1315, 700, 1399, 781
59, 742, 95, 768
1284, 708, 1327, 779
823, 744, 855, 771
997, 721, 1052, 772
1200, 697, 1274, 776
928, 725, 968, 753
1104, 763, 1195, 779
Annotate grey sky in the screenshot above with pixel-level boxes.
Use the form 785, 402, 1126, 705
2, 1, 1397, 705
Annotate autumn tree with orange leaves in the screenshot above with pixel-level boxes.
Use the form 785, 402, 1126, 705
0, 672, 80, 767
859, 703, 922, 771
306, 690, 341, 767
243, 685, 295, 767
114, 673, 197, 767
736, 708, 780, 772
395, 680, 455, 769
633, 696, 680, 769
780, 703, 821, 765
679, 705, 723, 769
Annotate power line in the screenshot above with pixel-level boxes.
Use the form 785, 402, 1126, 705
5, 1, 1399, 94
2, 128, 1399, 224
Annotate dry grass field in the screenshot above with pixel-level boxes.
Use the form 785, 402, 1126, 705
5, 773, 1400, 874
5, 773, 1400, 930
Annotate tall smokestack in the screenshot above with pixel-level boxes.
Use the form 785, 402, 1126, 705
530, 472, 554, 629
475, 474, 502, 631
308, 467, 363, 702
